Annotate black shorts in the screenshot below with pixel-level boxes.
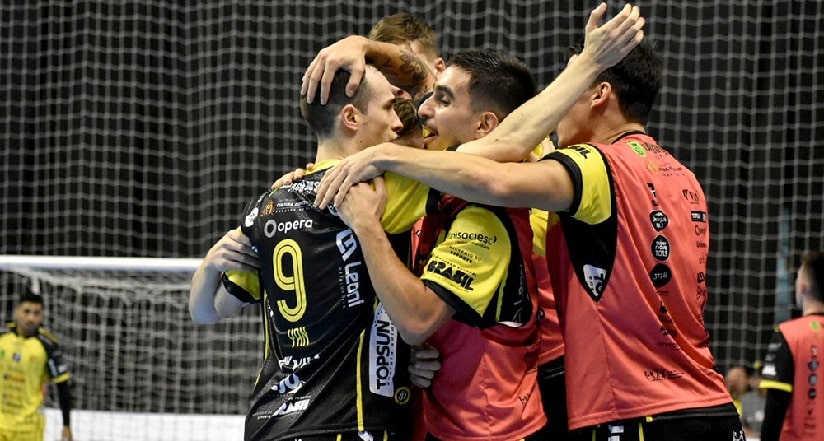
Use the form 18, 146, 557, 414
569, 415, 744, 441
282, 430, 388, 441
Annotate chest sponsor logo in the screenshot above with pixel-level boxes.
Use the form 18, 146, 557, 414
272, 397, 310, 417
650, 264, 672, 288
682, 189, 702, 204
264, 219, 314, 237
651, 235, 670, 261
447, 231, 498, 246
337, 229, 365, 308
650, 210, 669, 231
426, 259, 475, 290
245, 207, 259, 227
272, 373, 304, 394
369, 305, 397, 397
583, 264, 607, 299
691, 211, 707, 223
286, 180, 319, 194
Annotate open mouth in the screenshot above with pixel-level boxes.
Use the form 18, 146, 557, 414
422, 126, 437, 147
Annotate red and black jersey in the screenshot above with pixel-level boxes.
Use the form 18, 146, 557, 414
544, 133, 733, 429
760, 314, 824, 441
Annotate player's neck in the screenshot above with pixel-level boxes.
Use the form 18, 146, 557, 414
315, 141, 351, 163
803, 298, 824, 316
601, 123, 646, 145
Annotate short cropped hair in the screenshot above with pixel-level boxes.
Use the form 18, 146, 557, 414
801, 251, 824, 302
20, 292, 44, 307
447, 49, 537, 120
571, 40, 662, 125
368, 13, 439, 60
300, 69, 373, 140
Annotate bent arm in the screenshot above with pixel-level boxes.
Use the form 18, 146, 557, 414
459, 3, 645, 161
354, 218, 454, 345
189, 229, 258, 324
371, 144, 575, 212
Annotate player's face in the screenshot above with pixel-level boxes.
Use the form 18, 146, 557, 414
418, 66, 481, 151
15, 301, 44, 337
555, 55, 596, 148
359, 68, 404, 147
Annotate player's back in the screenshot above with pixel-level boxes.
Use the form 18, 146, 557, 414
228, 167, 411, 440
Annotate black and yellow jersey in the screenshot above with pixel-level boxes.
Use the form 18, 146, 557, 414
224, 159, 434, 441
0, 323, 69, 429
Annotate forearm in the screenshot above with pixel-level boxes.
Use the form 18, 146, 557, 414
374, 143, 510, 207
351, 219, 451, 345
189, 264, 223, 324
364, 40, 434, 100
760, 389, 791, 441
56, 380, 71, 428
457, 53, 604, 162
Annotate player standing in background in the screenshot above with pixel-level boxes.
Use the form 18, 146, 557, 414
0, 292, 73, 441
760, 251, 824, 441
189, 65, 436, 440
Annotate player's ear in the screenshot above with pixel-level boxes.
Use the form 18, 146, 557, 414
339, 103, 359, 133
476, 111, 500, 138
433, 57, 446, 74
591, 82, 611, 109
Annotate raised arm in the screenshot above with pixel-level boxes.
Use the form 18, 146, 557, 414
313, 3, 643, 207
459, 2, 644, 162
189, 229, 259, 324
302, 35, 435, 104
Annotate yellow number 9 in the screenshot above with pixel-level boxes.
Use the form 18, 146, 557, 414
273, 239, 307, 322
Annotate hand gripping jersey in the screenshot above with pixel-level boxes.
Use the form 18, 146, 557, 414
544, 133, 733, 429
410, 194, 546, 441
223, 160, 432, 441
0, 323, 70, 430
760, 314, 824, 441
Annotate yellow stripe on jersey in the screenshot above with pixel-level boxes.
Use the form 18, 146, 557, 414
529, 209, 548, 257
421, 205, 512, 318
759, 378, 793, 393
381, 171, 430, 234
356, 330, 366, 431
554, 144, 612, 225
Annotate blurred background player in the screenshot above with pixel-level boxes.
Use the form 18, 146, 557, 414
0, 292, 73, 441
759, 250, 824, 441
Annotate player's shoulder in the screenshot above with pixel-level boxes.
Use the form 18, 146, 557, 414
37, 327, 62, 347
0, 321, 14, 336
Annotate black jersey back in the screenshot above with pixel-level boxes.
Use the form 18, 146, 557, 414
224, 168, 417, 441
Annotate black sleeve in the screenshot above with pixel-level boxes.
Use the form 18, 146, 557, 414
57, 380, 72, 427
760, 388, 790, 441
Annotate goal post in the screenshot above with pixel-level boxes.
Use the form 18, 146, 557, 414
0, 257, 260, 441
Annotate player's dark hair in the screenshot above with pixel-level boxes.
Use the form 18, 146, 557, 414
801, 251, 824, 302
447, 49, 536, 120
300, 69, 373, 140
368, 12, 439, 60
20, 292, 44, 307
570, 40, 662, 125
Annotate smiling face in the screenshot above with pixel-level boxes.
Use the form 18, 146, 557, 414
417, 66, 482, 151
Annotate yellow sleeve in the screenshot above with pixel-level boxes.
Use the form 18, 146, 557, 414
420, 205, 511, 319
381, 171, 432, 234
529, 209, 548, 257
223, 270, 261, 302
548, 144, 612, 225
